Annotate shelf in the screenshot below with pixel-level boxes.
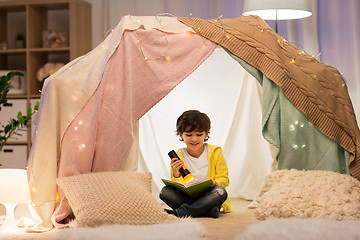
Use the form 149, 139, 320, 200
29, 47, 70, 52
0, 0, 91, 163
30, 93, 42, 98
0, 49, 27, 54
6, 94, 27, 99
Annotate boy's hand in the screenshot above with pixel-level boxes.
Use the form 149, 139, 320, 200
210, 179, 218, 187
171, 158, 183, 178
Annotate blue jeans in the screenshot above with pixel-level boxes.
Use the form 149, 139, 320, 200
159, 185, 228, 217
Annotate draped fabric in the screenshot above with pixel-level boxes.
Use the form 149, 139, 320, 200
87, 0, 360, 122
51, 28, 216, 227
28, 16, 217, 229
27, 14, 360, 230
228, 51, 349, 174
178, 15, 360, 180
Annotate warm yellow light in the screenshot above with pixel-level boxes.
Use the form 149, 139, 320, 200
165, 56, 172, 62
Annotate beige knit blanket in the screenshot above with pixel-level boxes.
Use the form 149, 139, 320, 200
178, 16, 360, 180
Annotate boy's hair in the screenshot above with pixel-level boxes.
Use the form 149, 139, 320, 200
176, 110, 211, 141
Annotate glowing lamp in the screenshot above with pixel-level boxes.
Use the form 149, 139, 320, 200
243, 0, 313, 32
0, 169, 31, 233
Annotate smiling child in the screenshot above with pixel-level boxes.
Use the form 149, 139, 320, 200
159, 110, 231, 218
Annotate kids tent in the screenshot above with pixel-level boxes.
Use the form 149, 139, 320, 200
27, 15, 360, 228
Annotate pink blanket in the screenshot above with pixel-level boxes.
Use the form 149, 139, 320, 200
51, 28, 216, 226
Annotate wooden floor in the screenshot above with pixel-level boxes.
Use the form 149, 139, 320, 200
196, 198, 259, 240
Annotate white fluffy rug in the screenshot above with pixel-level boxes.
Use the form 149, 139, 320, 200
236, 218, 360, 240
60, 218, 205, 240
0, 218, 204, 240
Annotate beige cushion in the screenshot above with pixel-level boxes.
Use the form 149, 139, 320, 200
57, 171, 176, 227
255, 169, 360, 220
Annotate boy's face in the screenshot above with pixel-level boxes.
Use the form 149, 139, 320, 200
179, 127, 208, 156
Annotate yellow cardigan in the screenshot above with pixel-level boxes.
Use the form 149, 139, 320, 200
170, 143, 231, 211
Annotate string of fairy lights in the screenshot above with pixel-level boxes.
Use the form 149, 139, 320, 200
28, 14, 347, 212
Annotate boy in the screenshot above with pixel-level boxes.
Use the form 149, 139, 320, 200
159, 110, 231, 218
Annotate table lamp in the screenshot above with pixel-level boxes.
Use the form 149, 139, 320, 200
242, 0, 313, 32
0, 169, 31, 233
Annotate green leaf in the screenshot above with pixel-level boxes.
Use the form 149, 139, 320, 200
4, 124, 10, 134
35, 101, 40, 111
17, 112, 25, 124
6, 71, 24, 80
10, 119, 16, 130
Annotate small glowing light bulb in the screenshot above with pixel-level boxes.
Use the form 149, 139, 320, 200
165, 56, 172, 62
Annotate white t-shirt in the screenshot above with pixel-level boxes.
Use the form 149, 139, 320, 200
181, 144, 208, 184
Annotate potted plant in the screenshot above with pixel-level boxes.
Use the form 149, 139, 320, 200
15, 33, 25, 48
0, 72, 39, 165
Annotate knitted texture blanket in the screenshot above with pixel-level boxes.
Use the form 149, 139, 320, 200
178, 16, 360, 180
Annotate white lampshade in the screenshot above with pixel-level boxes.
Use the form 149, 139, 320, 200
243, 0, 313, 20
0, 169, 31, 204
0, 169, 31, 233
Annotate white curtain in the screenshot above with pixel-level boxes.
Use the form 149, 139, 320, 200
83, 0, 360, 199
317, 0, 360, 121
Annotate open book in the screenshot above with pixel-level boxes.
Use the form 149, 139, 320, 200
161, 179, 212, 199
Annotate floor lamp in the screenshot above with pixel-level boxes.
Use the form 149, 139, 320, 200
242, 0, 313, 33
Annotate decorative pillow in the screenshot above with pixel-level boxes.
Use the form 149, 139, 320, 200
255, 169, 360, 220
57, 171, 176, 227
